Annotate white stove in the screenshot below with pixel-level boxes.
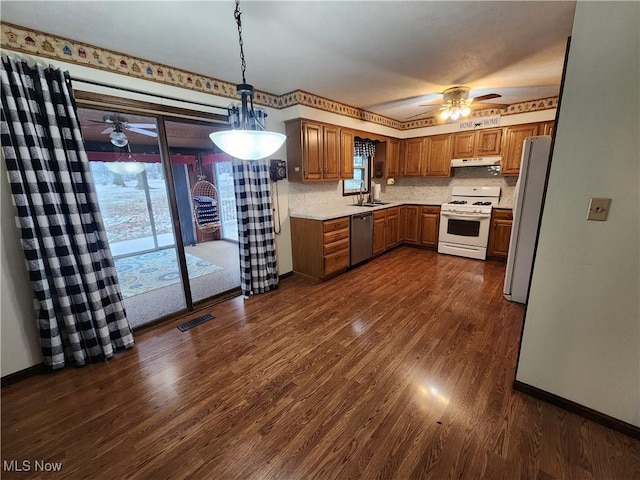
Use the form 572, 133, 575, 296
438, 186, 501, 260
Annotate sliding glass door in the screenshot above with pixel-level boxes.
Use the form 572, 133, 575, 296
164, 119, 240, 304
79, 107, 187, 327
79, 106, 241, 326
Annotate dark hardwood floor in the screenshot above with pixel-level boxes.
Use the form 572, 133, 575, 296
2, 247, 639, 479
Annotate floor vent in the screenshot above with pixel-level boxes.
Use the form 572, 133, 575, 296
177, 313, 215, 332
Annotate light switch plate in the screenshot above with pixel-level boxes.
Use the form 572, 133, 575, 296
587, 197, 611, 221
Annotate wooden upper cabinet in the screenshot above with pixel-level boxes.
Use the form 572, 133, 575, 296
502, 123, 540, 175
451, 131, 475, 158
452, 128, 502, 158
424, 134, 452, 176
285, 119, 343, 182
402, 138, 424, 176
540, 121, 555, 136
323, 125, 340, 180
385, 138, 401, 177
302, 121, 323, 180
476, 129, 503, 156
340, 129, 354, 180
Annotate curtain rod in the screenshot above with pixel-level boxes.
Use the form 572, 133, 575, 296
70, 77, 230, 113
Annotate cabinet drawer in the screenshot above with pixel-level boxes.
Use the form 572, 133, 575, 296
323, 228, 349, 244
385, 207, 399, 218
492, 209, 513, 220
323, 217, 349, 233
373, 210, 386, 221
323, 238, 349, 256
421, 206, 441, 215
324, 250, 350, 276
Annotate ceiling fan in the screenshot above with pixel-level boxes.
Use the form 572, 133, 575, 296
407, 86, 508, 121
86, 114, 157, 147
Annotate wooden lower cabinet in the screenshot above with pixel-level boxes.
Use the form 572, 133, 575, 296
399, 205, 420, 244
487, 209, 513, 260
291, 216, 350, 280
419, 206, 440, 247
373, 207, 400, 255
373, 211, 386, 255
385, 207, 399, 250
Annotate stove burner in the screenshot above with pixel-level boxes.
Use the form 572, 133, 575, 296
473, 201, 492, 206
450, 200, 467, 204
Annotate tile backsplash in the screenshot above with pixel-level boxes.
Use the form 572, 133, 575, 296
288, 167, 517, 209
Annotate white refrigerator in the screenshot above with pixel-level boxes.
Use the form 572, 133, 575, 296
503, 136, 552, 303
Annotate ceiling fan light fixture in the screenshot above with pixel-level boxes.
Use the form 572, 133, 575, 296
109, 130, 128, 147
209, 0, 286, 160
105, 162, 146, 176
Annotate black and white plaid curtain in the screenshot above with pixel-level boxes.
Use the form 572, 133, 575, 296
0, 57, 134, 369
354, 138, 376, 157
232, 158, 279, 297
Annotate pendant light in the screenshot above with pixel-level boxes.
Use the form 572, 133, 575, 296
209, 0, 286, 160
105, 144, 146, 175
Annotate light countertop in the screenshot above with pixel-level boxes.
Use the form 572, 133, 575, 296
291, 201, 439, 221
290, 200, 513, 221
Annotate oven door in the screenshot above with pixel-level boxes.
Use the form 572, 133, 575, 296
439, 211, 491, 247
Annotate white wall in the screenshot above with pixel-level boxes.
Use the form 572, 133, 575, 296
1, 154, 43, 375
516, 1, 639, 427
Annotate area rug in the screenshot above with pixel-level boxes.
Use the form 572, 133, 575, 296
114, 249, 224, 299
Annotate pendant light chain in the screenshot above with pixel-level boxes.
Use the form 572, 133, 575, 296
234, 0, 247, 85
208, 0, 287, 160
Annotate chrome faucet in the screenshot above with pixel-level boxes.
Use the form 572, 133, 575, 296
357, 180, 366, 205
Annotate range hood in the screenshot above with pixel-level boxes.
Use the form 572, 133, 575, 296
451, 156, 501, 167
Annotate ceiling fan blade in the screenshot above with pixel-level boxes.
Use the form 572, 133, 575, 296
101, 127, 114, 134
417, 101, 443, 107
127, 127, 158, 138
127, 123, 157, 129
405, 112, 432, 120
406, 107, 442, 120
470, 102, 508, 109
472, 93, 502, 102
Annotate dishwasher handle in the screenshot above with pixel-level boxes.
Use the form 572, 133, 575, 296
352, 212, 373, 220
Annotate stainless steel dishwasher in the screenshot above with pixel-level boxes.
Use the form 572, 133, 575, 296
350, 212, 374, 266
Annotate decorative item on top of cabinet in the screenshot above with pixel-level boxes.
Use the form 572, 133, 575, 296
373, 207, 400, 255
419, 206, 440, 247
290, 216, 350, 280
487, 208, 513, 260
424, 134, 452, 177
501, 123, 539, 176
285, 119, 342, 182
399, 205, 420, 244
452, 128, 503, 159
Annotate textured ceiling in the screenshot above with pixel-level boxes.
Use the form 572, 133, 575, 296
1, 1, 576, 121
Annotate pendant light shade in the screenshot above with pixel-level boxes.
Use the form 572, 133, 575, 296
105, 162, 146, 176
210, 0, 286, 160
209, 129, 285, 161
